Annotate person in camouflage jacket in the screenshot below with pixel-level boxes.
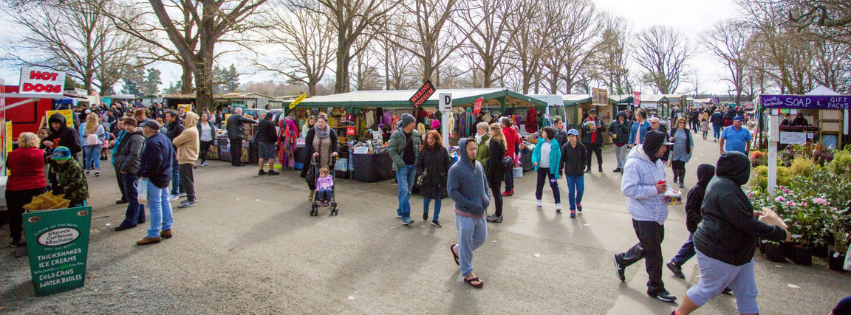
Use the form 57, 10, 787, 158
53, 156, 89, 207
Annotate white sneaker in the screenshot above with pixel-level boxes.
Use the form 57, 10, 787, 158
536, 199, 543, 207
555, 203, 562, 210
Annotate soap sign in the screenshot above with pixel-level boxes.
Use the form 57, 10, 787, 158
19, 67, 66, 96
22, 207, 92, 296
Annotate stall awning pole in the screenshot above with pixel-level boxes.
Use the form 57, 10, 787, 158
767, 111, 779, 197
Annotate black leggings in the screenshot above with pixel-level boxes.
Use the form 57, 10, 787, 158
672, 160, 686, 184
6, 187, 47, 241
535, 168, 561, 204
200, 140, 213, 163
490, 179, 503, 217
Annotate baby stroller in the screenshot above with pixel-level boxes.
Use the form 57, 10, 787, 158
306, 156, 339, 216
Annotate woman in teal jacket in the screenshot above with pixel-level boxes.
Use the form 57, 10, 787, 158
531, 127, 562, 212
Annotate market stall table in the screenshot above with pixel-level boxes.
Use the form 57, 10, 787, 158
352, 152, 394, 182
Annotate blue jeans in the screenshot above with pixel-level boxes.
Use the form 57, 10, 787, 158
565, 175, 584, 210
672, 233, 696, 265
395, 165, 416, 219
423, 197, 441, 221
146, 180, 173, 238
170, 153, 182, 195
316, 188, 333, 201
713, 124, 722, 139
456, 215, 487, 276
83, 145, 101, 170
119, 173, 146, 227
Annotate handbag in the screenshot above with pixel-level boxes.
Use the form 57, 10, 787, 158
502, 155, 514, 170
416, 169, 428, 187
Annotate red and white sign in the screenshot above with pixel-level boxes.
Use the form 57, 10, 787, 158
473, 97, 483, 114
633, 91, 641, 106
346, 126, 355, 136
19, 67, 66, 96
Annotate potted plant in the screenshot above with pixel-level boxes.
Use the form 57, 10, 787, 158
764, 241, 786, 263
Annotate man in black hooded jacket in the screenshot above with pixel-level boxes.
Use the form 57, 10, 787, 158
43, 113, 83, 190
674, 152, 791, 315
666, 164, 715, 279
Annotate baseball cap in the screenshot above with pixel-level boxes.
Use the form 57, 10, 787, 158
733, 116, 744, 121
51, 146, 72, 161
567, 129, 579, 136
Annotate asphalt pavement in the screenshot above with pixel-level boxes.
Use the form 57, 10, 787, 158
1, 130, 849, 314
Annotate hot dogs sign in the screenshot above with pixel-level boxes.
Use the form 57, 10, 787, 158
19, 67, 66, 96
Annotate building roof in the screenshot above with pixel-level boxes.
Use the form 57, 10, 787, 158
561, 94, 592, 106
640, 94, 668, 103
284, 88, 547, 109
162, 94, 196, 99
217, 92, 271, 100
609, 94, 634, 104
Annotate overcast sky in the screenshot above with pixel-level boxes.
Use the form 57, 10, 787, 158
0, 0, 741, 96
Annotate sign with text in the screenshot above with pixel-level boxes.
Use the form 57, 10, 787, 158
19, 68, 66, 96
45, 110, 74, 128
410, 81, 436, 109
473, 97, 483, 114
779, 131, 807, 145
346, 126, 355, 136
592, 88, 608, 105
439, 93, 453, 112
633, 91, 641, 106
178, 104, 192, 113
289, 92, 307, 109
22, 207, 92, 296
760, 95, 851, 110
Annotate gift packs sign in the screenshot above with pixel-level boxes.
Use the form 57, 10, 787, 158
22, 206, 93, 296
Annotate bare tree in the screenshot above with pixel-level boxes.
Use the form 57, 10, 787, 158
456, 0, 528, 88
591, 13, 633, 95
1, 0, 139, 94
350, 38, 384, 90
254, 0, 334, 96
375, 22, 417, 90
634, 25, 692, 94
300, 0, 400, 93
539, 0, 601, 94
701, 19, 751, 105
503, 0, 545, 93
145, 0, 267, 109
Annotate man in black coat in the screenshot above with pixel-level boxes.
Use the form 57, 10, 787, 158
666, 164, 715, 279
255, 112, 280, 175
43, 113, 83, 189
580, 109, 606, 173
226, 107, 258, 166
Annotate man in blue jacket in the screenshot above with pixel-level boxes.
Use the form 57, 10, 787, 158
136, 120, 175, 246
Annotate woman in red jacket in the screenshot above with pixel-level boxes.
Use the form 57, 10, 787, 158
6, 132, 48, 248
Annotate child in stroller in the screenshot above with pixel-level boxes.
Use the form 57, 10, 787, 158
315, 167, 334, 206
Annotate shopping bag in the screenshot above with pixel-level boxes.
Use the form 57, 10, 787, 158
137, 179, 148, 204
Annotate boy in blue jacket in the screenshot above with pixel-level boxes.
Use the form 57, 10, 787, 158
448, 138, 490, 289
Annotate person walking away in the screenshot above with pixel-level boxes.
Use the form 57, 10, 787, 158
113, 118, 147, 231
719, 116, 751, 155
164, 111, 185, 201
81, 114, 106, 176
581, 109, 605, 173
700, 116, 709, 140
137, 120, 175, 245
552, 116, 568, 148
226, 107, 258, 167
415, 130, 451, 227
531, 127, 562, 212
500, 117, 520, 196
666, 164, 715, 279
197, 113, 217, 168
112, 119, 128, 204
49, 146, 89, 207
172, 112, 200, 209
673, 152, 791, 315
628, 110, 650, 150
315, 167, 334, 206
669, 118, 694, 188
255, 111, 280, 175
710, 110, 724, 142
559, 129, 586, 218
612, 131, 677, 303
609, 111, 631, 172
6, 133, 47, 247
388, 113, 420, 225
448, 138, 490, 288
690, 110, 700, 132
474, 122, 490, 167
485, 123, 507, 223
300, 116, 339, 201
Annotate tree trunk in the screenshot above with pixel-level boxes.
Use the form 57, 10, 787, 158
181, 64, 194, 94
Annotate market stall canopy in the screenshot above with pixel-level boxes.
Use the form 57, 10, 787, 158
806, 85, 840, 96
561, 94, 592, 106
283, 88, 547, 109
609, 94, 633, 104
109, 94, 135, 100
693, 97, 719, 105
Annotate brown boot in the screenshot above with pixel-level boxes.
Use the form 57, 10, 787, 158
308, 190, 314, 201
136, 236, 161, 245
160, 229, 173, 239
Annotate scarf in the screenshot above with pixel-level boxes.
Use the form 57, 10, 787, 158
587, 117, 598, 143
315, 125, 330, 139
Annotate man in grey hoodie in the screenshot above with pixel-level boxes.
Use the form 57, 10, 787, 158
448, 138, 490, 288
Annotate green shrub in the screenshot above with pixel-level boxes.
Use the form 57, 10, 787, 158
789, 157, 817, 177
754, 165, 768, 177
828, 150, 851, 176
